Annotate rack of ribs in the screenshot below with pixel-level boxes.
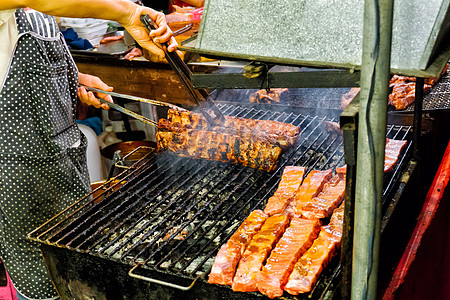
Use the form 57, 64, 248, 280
257, 218, 322, 298
167, 109, 300, 149
208, 210, 267, 286
284, 227, 341, 295
156, 119, 282, 171
264, 166, 306, 216
301, 170, 346, 219
292, 169, 333, 216
249, 88, 289, 104
232, 214, 290, 292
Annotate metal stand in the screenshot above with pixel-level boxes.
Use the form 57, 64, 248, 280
352, 1, 394, 299
340, 93, 360, 299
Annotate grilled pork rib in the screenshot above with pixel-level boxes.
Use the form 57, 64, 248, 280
232, 214, 290, 292
208, 210, 267, 286
257, 218, 321, 299
249, 88, 289, 104
167, 109, 300, 149
157, 119, 282, 171
293, 169, 333, 216
301, 173, 346, 219
384, 138, 408, 172
264, 166, 305, 216
284, 227, 341, 295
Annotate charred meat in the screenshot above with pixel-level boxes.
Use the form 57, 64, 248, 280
167, 109, 300, 149
156, 119, 283, 172
249, 88, 289, 104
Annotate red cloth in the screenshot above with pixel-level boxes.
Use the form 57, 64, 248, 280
0, 269, 18, 300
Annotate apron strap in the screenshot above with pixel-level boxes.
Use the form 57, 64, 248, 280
15, 8, 59, 38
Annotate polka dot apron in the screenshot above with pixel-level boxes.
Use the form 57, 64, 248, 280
0, 9, 90, 299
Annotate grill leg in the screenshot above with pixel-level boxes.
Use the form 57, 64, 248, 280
340, 92, 360, 299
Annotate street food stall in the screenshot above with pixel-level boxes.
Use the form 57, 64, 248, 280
26, 0, 450, 299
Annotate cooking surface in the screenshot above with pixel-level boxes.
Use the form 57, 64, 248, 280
403, 68, 450, 111
29, 103, 412, 298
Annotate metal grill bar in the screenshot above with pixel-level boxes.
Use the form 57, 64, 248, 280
82, 157, 204, 252
101, 162, 235, 258
125, 165, 252, 261
33, 151, 158, 243
52, 154, 181, 246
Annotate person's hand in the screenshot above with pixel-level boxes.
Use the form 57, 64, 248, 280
142, 47, 185, 64
122, 6, 178, 62
77, 73, 113, 110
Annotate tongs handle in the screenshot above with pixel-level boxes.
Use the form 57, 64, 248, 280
96, 97, 158, 128
82, 85, 186, 111
140, 14, 225, 127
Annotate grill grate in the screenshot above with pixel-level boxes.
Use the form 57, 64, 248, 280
28, 103, 412, 295
403, 68, 450, 111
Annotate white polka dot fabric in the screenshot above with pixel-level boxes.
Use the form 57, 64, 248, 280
0, 9, 90, 299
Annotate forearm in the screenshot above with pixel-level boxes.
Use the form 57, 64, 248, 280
1, 0, 178, 59
0, 0, 144, 26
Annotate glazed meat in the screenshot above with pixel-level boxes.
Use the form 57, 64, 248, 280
257, 218, 322, 299
157, 119, 282, 171
336, 165, 347, 175
167, 109, 300, 149
232, 214, 289, 292
340, 87, 360, 110
387, 64, 449, 110
292, 169, 333, 216
384, 138, 408, 172
390, 64, 448, 86
388, 63, 447, 110
329, 203, 345, 228
208, 210, 267, 286
285, 202, 344, 295
301, 173, 346, 219
388, 80, 432, 110
264, 166, 305, 216
284, 228, 341, 295
335, 138, 407, 174
249, 88, 289, 104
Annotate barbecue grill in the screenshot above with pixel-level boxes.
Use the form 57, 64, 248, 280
28, 101, 415, 299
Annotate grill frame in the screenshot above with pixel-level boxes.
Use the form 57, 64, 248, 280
28, 103, 412, 299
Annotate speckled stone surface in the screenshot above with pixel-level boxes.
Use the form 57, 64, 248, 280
196, 0, 448, 71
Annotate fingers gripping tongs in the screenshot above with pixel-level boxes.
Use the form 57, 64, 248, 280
140, 14, 225, 127
81, 86, 188, 128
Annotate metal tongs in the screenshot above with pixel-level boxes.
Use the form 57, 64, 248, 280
140, 14, 225, 127
82, 86, 187, 128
